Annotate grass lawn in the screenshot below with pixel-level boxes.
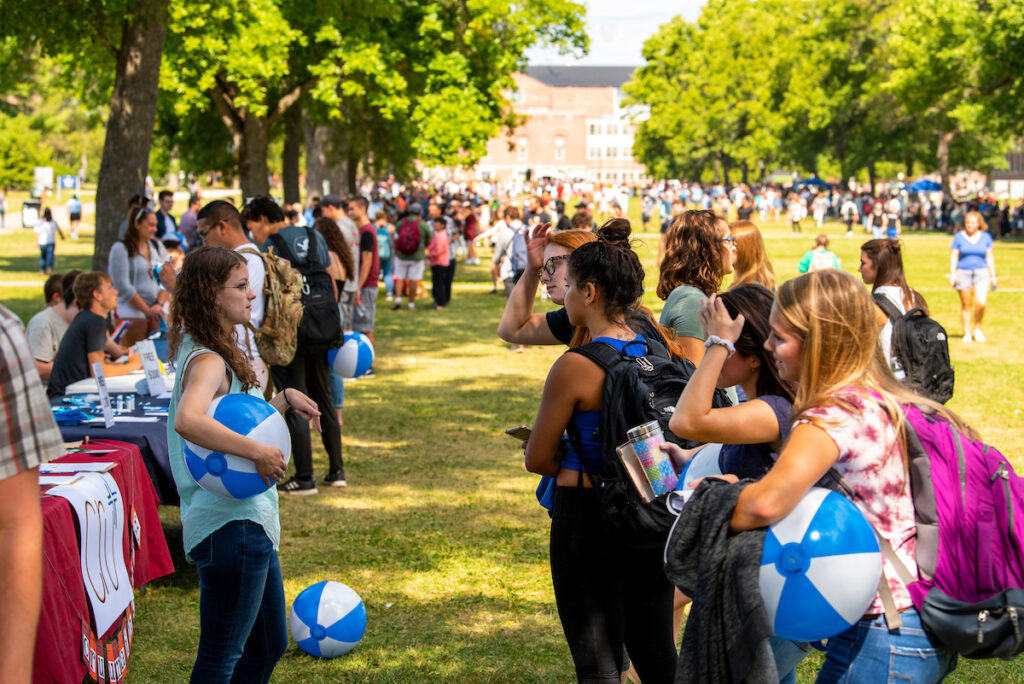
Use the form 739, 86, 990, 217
1, 205, 1023, 682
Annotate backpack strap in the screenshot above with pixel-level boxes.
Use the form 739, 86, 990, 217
872, 292, 903, 322
304, 227, 321, 265
268, 232, 295, 263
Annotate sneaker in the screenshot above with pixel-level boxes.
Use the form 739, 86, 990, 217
963, 333, 973, 343
323, 472, 347, 488
362, 367, 376, 378
278, 476, 318, 496
973, 328, 986, 343
391, 302, 402, 311
407, 302, 415, 310
385, 294, 394, 302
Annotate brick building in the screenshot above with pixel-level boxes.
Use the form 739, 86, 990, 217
475, 66, 650, 184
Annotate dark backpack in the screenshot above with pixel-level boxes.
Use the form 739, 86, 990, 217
824, 404, 1024, 659
873, 293, 955, 404
268, 228, 342, 350
395, 217, 422, 255
567, 336, 730, 549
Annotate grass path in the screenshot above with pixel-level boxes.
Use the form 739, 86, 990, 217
1, 212, 1023, 681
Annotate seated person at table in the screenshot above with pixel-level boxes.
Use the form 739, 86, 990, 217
47, 272, 141, 397
25, 274, 74, 381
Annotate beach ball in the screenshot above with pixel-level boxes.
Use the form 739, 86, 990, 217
290, 581, 367, 658
677, 443, 724, 491
328, 332, 374, 378
183, 394, 290, 499
760, 487, 882, 641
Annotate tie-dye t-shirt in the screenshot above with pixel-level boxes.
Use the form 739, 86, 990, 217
796, 390, 917, 615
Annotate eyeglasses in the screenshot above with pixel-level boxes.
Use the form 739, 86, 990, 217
197, 220, 220, 239
223, 281, 252, 293
538, 254, 571, 278
721, 236, 736, 244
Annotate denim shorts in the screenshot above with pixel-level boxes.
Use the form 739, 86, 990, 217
954, 268, 989, 291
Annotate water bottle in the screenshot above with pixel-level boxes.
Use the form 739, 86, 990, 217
624, 421, 678, 495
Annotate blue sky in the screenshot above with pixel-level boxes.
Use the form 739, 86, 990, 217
525, 0, 706, 67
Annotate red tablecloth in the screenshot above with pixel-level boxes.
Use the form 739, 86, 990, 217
34, 439, 174, 684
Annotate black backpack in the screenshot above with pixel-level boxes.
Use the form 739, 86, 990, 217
268, 228, 343, 350
873, 293, 955, 404
567, 335, 731, 549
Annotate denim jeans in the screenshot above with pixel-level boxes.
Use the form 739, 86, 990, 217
190, 520, 288, 683
329, 370, 345, 408
39, 243, 54, 272
816, 610, 956, 683
380, 256, 394, 296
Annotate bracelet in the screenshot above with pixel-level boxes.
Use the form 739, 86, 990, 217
704, 335, 736, 357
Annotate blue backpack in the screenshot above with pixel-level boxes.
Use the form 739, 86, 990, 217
376, 226, 392, 261
510, 226, 528, 272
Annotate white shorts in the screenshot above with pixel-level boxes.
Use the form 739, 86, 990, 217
394, 257, 425, 282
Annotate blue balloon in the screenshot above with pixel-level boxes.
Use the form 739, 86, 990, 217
760, 487, 882, 641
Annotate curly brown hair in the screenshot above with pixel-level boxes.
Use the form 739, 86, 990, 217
168, 246, 259, 391
657, 210, 729, 299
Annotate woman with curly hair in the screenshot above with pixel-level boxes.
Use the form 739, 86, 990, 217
729, 220, 775, 291
167, 246, 321, 683
657, 210, 736, 363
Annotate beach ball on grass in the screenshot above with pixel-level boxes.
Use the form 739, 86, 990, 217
183, 394, 290, 499
328, 332, 374, 378
760, 487, 882, 641
290, 581, 367, 658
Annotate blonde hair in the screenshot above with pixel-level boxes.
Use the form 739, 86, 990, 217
546, 228, 597, 251
729, 220, 775, 291
775, 271, 976, 470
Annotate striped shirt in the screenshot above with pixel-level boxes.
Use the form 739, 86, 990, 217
0, 305, 62, 476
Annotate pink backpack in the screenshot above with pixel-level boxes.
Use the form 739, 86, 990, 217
826, 403, 1024, 658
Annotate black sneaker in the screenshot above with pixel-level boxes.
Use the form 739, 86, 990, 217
323, 472, 347, 488
362, 367, 376, 379
278, 476, 318, 496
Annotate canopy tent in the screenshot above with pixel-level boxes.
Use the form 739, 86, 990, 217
794, 176, 831, 189
906, 178, 942, 192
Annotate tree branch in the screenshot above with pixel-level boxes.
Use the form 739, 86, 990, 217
268, 76, 319, 127
211, 75, 243, 136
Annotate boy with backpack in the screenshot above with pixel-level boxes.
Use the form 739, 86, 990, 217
391, 204, 431, 311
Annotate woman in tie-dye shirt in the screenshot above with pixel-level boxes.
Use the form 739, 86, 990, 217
728, 269, 971, 683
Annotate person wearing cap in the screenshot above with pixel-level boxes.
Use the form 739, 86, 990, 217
319, 194, 361, 329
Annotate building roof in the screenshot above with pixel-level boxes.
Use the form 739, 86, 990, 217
524, 65, 638, 88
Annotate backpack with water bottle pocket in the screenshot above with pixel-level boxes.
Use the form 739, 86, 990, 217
822, 402, 1024, 659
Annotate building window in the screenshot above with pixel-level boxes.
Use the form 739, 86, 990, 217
606, 147, 617, 158
589, 147, 601, 159
623, 147, 631, 159
517, 136, 528, 161
589, 123, 600, 135
607, 123, 618, 135
555, 137, 565, 161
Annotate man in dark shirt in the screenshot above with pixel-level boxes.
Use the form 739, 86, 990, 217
346, 196, 379, 348
47, 272, 141, 397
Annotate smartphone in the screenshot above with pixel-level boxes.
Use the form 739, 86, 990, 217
505, 425, 532, 440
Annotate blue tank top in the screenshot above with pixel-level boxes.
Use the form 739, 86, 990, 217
561, 335, 648, 474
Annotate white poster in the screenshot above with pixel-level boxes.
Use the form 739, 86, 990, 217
48, 472, 133, 634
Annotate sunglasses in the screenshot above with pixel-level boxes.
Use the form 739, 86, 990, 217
538, 254, 571, 278
134, 207, 154, 224
721, 236, 736, 244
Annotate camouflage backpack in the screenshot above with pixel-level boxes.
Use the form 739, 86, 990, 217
239, 246, 304, 367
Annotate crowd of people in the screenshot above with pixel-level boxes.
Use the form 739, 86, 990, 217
8, 172, 1012, 683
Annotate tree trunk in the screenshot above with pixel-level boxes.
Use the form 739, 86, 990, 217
937, 129, 956, 199
346, 148, 358, 196
305, 124, 345, 198
740, 161, 749, 186
92, 0, 168, 271
867, 162, 877, 196
239, 114, 270, 199
282, 102, 302, 204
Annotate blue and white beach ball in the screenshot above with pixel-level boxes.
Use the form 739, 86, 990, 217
676, 443, 723, 491
290, 581, 367, 658
183, 394, 290, 499
328, 332, 374, 378
760, 487, 882, 641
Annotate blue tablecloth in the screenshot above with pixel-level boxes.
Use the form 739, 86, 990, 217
51, 393, 179, 506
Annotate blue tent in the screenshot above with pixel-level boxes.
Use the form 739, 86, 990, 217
794, 176, 831, 189
906, 178, 941, 192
